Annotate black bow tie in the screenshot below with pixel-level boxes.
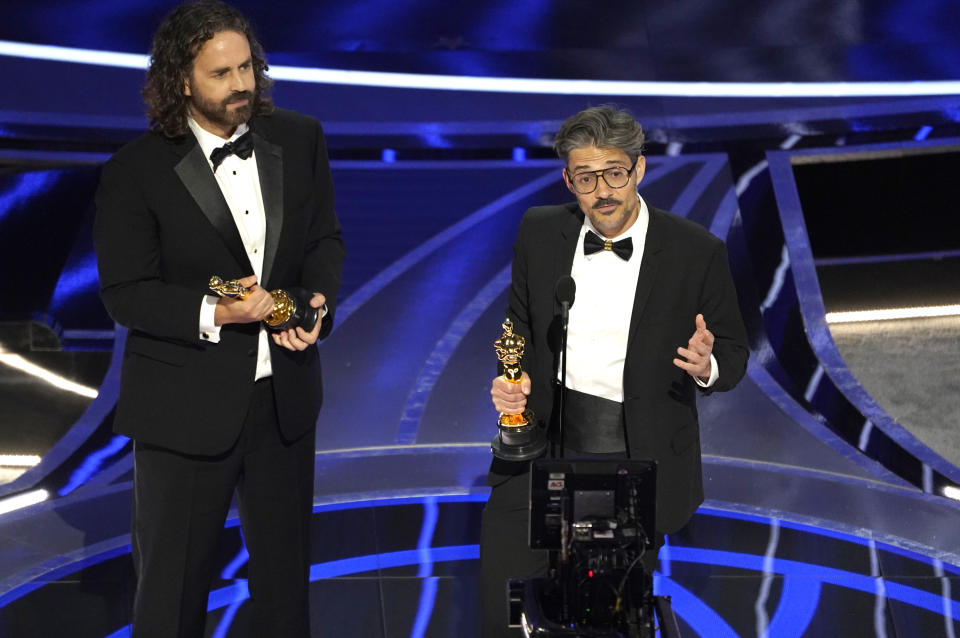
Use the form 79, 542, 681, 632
209, 131, 254, 171
584, 230, 633, 261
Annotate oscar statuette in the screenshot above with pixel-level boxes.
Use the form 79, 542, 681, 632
492, 318, 548, 461
209, 276, 319, 332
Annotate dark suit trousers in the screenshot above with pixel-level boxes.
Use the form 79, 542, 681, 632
131, 378, 315, 638
480, 454, 664, 638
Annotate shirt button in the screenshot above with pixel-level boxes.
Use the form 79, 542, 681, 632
245, 210, 249, 215
201, 332, 209, 340
253, 248, 258, 254
232, 170, 237, 175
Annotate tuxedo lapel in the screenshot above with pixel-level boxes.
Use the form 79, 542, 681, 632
252, 131, 283, 288
174, 141, 253, 274
552, 203, 583, 311
626, 207, 665, 350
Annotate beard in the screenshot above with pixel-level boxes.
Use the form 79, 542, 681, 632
587, 196, 639, 237
189, 89, 255, 131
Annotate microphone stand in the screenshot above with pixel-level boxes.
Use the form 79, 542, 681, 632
558, 301, 570, 459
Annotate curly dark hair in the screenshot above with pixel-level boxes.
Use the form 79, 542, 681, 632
143, 1, 274, 138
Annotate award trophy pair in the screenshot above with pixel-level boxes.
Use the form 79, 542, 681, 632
208, 276, 318, 332
492, 318, 548, 461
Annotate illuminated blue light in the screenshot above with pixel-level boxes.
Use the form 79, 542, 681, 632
308, 497, 960, 576
512, 147, 526, 162
668, 546, 960, 619
412, 577, 439, 638
213, 533, 250, 637
308, 544, 478, 580
381, 148, 396, 163
30, 496, 960, 638
415, 126, 452, 148
411, 497, 440, 636
764, 576, 822, 637
207, 580, 249, 610
57, 434, 130, 496
914, 125, 934, 141
220, 543, 249, 580
211, 591, 245, 638
697, 506, 960, 574
0, 171, 59, 222
654, 573, 739, 638
417, 498, 438, 578
49, 252, 98, 313
4, 40, 960, 97
106, 546, 481, 637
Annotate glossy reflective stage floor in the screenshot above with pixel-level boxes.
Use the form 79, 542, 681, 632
4, 499, 960, 637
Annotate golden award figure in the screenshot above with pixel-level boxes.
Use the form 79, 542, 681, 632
209, 276, 319, 332
492, 318, 547, 460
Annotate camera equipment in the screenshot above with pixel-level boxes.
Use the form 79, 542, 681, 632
516, 459, 681, 638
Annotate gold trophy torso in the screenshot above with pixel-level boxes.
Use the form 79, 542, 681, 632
494, 319, 532, 428
491, 318, 545, 460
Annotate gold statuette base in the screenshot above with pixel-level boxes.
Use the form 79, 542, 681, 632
491, 409, 546, 461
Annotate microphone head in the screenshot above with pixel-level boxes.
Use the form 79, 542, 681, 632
556, 275, 576, 307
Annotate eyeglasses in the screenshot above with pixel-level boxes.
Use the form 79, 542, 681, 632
567, 160, 638, 194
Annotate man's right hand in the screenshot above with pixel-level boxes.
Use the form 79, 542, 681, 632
214, 275, 274, 326
490, 372, 531, 414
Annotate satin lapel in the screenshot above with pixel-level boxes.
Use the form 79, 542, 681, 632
253, 132, 283, 287
626, 207, 665, 350
174, 142, 253, 274
552, 204, 583, 312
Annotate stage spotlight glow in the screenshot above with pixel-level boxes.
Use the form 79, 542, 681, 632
0, 489, 48, 516
0, 347, 99, 398
3, 39, 960, 97
0, 455, 41, 468
825, 304, 960, 324
943, 485, 960, 501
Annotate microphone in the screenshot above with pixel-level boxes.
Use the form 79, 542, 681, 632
556, 275, 576, 329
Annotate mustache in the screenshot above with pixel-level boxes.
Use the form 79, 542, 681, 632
224, 91, 254, 105
592, 198, 621, 209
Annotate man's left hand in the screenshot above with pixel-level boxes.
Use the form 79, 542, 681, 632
272, 293, 325, 351
673, 313, 713, 381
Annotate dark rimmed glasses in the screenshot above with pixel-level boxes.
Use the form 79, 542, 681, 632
566, 160, 638, 194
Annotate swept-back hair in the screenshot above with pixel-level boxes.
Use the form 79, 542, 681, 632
143, 0, 273, 138
553, 105, 646, 165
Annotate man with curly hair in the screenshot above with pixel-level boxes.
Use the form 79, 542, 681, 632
93, 2, 343, 636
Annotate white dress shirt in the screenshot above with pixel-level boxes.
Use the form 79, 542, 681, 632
188, 117, 272, 381
564, 195, 717, 402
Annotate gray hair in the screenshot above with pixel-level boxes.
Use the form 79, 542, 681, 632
553, 105, 645, 165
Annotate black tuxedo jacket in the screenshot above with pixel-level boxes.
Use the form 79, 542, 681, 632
493, 201, 748, 533
94, 109, 344, 456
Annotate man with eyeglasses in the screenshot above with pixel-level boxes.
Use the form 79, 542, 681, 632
481, 105, 748, 636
